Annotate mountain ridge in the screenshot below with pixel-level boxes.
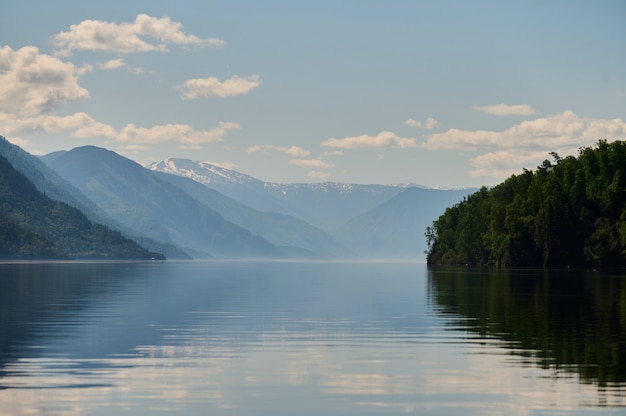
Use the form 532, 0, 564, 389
43, 146, 320, 259
333, 186, 476, 259
0, 151, 163, 260
153, 171, 353, 258
0, 139, 188, 259
0, 139, 477, 261
147, 158, 416, 230
146, 156, 476, 260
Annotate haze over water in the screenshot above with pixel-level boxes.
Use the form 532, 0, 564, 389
1, 261, 624, 415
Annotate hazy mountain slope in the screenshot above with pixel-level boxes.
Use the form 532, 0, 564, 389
333, 187, 476, 260
147, 158, 294, 215
261, 182, 408, 230
0, 153, 162, 260
44, 146, 284, 259
1, 138, 109, 224
147, 158, 406, 230
0, 138, 188, 259
154, 172, 354, 258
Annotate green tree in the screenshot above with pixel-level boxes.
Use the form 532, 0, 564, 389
426, 140, 626, 268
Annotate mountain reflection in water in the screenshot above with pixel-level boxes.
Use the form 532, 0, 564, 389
0, 261, 625, 415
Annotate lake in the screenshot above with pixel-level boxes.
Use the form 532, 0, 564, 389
0, 261, 624, 415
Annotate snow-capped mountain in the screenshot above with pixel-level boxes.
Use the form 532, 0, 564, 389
147, 158, 261, 187
147, 158, 410, 230
145, 157, 477, 260
45, 148, 288, 259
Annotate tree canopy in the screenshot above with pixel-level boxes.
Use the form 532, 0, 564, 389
0, 153, 164, 260
426, 140, 626, 267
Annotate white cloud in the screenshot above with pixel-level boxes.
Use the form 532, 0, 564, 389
77, 64, 94, 75
5, 136, 31, 149
99, 63, 154, 75
117, 121, 240, 145
0, 112, 115, 138
469, 150, 550, 179
405, 117, 439, 129
320, 150, 344, 157
50, 14, 225, 56
422, 110, 626, 181
289, 159, 333, 169
471, 103, 536, 116
0, 111, 239, 147
117, 144, 151, 152
321, 131, 417, 149
98, 58, 125, 70
423, 111, 626, 151
181, 75, 261, 99
307, 170, 331, 179
130, 66, 154, 75
247, 145, 310, 157
177, 144, 203, 150
0, 45, 89, 116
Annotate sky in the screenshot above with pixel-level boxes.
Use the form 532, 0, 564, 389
1, 1, 625, 188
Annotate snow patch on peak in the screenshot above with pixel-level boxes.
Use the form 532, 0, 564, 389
148, 159, 214, 185
263, 181, 407, 196
147, 158, 443, 191
147, 158, 260, 186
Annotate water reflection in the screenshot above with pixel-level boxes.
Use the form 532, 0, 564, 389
0, 261, 625, 415
428, 267, 626, 388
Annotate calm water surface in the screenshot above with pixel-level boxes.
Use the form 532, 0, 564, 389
0, 261, 624, 415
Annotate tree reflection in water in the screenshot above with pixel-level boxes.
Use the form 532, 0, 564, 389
428, 267, 626, 388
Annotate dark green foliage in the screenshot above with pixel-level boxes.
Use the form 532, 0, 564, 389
0, 215, 66, 259
426, 140, 626, 267
0, 153, 164, 260
0, 136, 184, 259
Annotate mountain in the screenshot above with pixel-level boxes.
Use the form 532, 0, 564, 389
154, 171, 353, 258
332, 186, 476, 259
43, 146, 307, 259
0, 137, 187, 259
261, 182, 412, 230
146, 158, 307, 221
147, 157, 478, 260
0, 138, 111, 224
0, 153, 163, 260
19, 141, 479, 260
147, 158, 407, 230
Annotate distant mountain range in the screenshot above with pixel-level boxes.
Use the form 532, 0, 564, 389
147, 158, 476, 259
42, 146, 285, 259
153, 171, 353, 258
147, 158, 408, 230
0, 135, 476, 260
332, 186, 477, 259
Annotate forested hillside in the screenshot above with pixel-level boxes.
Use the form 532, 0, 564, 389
44, 146, 284, 259
0, 136, 185, 259
0, 154, 164, 260
426, 140, 626, 267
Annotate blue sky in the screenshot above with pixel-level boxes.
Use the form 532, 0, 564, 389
1, 1, 625, 187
